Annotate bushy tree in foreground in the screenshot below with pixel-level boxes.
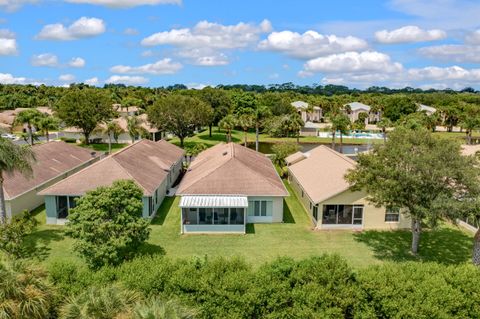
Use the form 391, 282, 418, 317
0, 260, 54, 319
271, 142, 300, 166
65, 180, 151, 268
0, 210, 38, 258
346, 126, 480, 255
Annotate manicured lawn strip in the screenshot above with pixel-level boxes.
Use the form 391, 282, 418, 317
24, 181, 474, 269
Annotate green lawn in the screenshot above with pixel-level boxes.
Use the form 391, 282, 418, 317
25, 181, 474, 269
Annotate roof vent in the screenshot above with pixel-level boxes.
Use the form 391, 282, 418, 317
222, 151, 228, 156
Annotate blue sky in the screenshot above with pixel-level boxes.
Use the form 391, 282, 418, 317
1, 0, 480, 89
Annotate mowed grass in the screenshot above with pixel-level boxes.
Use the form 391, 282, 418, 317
25, 181, 474, 269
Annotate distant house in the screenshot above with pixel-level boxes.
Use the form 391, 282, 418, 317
343, 102, 381, 125
39, 140, 184, 224
4, 141, 99, 218
177, 143, 288, 234
62, 114, 161, 144
291, 101, 323, 123
417, 104, 437, 116
113, 104, 140, 117
0, 107, 53, 133
287, 145, 410, 230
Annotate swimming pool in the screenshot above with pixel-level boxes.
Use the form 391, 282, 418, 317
318, 131, 385, 140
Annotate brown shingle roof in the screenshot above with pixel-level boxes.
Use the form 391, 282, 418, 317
285, 151, 306, 166
4, 141, 97, 200
39, 139, 184, 196
177, 143, 288, 197
288, 145, 356, 204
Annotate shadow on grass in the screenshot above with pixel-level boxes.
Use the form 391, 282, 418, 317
151, 196, 175, 225
246, 224, 255, 234
354, 226, 473, 265
283, 199, 296, 224
198, 133, 241, 143
23, 228, 65, 260
136, 242, 166, 257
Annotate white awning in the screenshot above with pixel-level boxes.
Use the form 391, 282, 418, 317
179, 196, 248, 208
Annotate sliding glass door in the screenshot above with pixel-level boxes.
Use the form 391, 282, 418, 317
322, 205, 364, 225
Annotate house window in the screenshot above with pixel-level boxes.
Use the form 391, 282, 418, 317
322, 205, 363, 225
253, 200, 267, 217
313, 205, 318, 221
57, 196, 68, 219
385, 206, 400, 222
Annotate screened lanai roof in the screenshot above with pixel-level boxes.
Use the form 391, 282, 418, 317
179, 196, 249, 208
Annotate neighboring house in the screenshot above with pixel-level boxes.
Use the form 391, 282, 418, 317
417, 104, 437, 116
0, 107, 54, 133
343, 102, 381, 125
291, 101, 323, 123
63, 114, 161, 144
39, 139, 184, 224
287, 145, 410, 230
177, 143, 288, 234
3, 141, 99, 218
113, 104, 140, 117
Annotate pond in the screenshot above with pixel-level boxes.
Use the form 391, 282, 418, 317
247, 142, 373, 155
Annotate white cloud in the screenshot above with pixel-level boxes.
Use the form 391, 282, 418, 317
31, 53, 59, 67
0, 29, 17, 55
303, 51, 403, 74
123, 28, 139, 36
106, 75, 149, 85
68, 57, 86, 67
186, 83, 209, 90
110, 58, 182, 75
259, 30, 368, 59
36, 17, 106, 41
59, 74, 75, 82
375, 25, 446, 44
65, 0, 181, 8
0, 73, 27, 84
141, 50, 155, 57
407, 65, 480, 81
419, 44, 480, 63
0, 0, 36, 12
141, 19, 271, 66
84, 77, 99, 86
465, 29, 480, 44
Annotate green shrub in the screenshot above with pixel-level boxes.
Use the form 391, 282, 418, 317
0, 210, 38, 258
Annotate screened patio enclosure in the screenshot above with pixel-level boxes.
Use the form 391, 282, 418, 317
180, 196, 248, 233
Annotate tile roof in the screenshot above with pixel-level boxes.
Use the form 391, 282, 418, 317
4, 141, 97, 200
288, 145, 356, 204
177, 143, 288, 197
39, 139, 184, 197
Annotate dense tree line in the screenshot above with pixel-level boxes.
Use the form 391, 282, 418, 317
2, 254, 480, 318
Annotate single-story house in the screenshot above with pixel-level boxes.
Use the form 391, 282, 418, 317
291, 101, 323, 123
3, 141, 99, 218
0, 107, 54, 133
39, 139, 184, 224
113, 104, 140, 117
177, 143, 289, 234
343, 102, 381, 124
63, 114, 161, 144
287, 145, 410, 230
417, 104, 437, 116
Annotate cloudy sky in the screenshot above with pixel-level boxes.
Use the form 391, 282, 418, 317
1, 0, 480, 89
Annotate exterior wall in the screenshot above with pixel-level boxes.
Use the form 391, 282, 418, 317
8, 156, 98, 219
168, 158, 183, 188
183, 224, 245, 233
317, 190, 410, 230
300, 127, 317, 137
288, 173, 317, 224
44, 195, 58, 225
246, 196, 284, 223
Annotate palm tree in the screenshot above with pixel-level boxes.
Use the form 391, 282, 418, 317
35, 115, 59, 142
14, 109, 42, 145
99, 120, 124, 154
127, 116, 147, 144
332, 113, 350, 153
236, 113, 254, 146
376, 118, 392, 143
0, 260, 54, 319
252, 105, 271, 152
0, 138, 35, 224
60, 285, 141, 319
132, 298, 196, 319
287, 112, 304, 143
218, 114, 237, 143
